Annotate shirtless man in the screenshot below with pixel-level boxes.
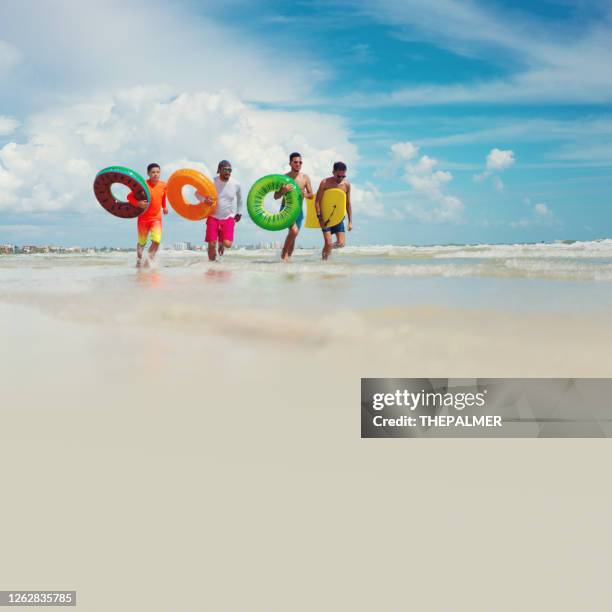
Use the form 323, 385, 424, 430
274, 152, 314, 262
315, 161, 353, 260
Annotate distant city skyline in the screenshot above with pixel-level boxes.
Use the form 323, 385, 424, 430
0, 239, 285, 254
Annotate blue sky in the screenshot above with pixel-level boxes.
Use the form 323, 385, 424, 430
0, 0, 611, 247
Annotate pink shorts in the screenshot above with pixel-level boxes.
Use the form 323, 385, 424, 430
206, 216, 235, 243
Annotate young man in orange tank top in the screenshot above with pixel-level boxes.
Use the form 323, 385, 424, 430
129, 163, 168, 267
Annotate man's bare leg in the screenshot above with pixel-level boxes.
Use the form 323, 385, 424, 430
221, 239, 232, 255
136, 243, 144, 267
322, 232, 333, 260
332, 232, 346, 249
148, 240, 160, 261
208, 241, 217, 261
281, 225, 298, 261
287, 225, 299, 257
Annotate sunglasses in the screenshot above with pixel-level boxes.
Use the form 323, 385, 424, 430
291, 160, 303, 164
335, 174, 346, 178
221, 167, 232, 172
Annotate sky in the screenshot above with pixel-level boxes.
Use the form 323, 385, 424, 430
0, 0, 611, 247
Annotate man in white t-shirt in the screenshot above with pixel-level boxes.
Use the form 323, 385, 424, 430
204, 160, 243, 261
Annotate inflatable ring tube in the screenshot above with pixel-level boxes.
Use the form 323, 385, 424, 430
166, 169, 217, 221
247, 174, 302, 231
93, 166, 150, 219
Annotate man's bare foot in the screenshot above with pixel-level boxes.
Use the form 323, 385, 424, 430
218, 245, 225, 256
136, 258, 142, 268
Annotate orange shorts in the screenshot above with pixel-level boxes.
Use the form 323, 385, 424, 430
137, 217, 162, 246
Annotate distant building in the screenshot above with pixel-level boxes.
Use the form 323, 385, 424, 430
174, 242, 188, 251
0, 244, 15, 254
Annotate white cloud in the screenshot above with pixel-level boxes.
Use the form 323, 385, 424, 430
390, 141, 464, 222
391, 141, 419, 160
0, 0, 385, 225
345, 1, 612, 106
375, 141, 419, 180
0, 115, 18, 136
164, 160, 215, 180
417, 116, 612, 148
510, 201, 557, 227
0, 1, 324, 105
550, 141, 612, 164
0, 87, 377, 218
474, 148, 515, 189
486, 148, 515, 171
350, 182, 385, 217
414, 155, 438, 174
413, 115, 612, 168
358, 0, 534, 58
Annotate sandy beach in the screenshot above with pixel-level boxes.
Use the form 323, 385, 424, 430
2, 246, 612, 610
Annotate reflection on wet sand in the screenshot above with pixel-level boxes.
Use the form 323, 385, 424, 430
204, 268, 232, 282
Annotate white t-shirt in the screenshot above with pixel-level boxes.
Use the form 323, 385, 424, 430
213, 176, 243, 220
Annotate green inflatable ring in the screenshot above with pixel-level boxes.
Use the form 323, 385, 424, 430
247, 174, 303, 231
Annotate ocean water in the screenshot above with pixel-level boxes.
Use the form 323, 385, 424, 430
2, 240, 612, 315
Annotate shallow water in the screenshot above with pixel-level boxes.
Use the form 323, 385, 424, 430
2, 240, 612, 316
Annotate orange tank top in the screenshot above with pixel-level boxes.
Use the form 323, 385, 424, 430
129, 180, 167, 221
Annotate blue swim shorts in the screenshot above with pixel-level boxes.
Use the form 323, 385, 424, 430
322, 219, 345, 234
280, 201, 304, 230
295, 207, 304, 230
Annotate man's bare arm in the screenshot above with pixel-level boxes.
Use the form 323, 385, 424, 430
315, 180, 325, 225
304, 175, 314, 199
346, 182, 352, 229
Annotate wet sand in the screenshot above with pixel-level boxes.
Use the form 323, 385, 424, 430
1, 257, 612, 611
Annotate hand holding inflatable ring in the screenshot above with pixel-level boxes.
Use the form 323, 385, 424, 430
247, 174, 302, 231
167, 169, 217, 221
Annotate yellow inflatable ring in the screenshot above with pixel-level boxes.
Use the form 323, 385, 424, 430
167, 169, 217, 221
